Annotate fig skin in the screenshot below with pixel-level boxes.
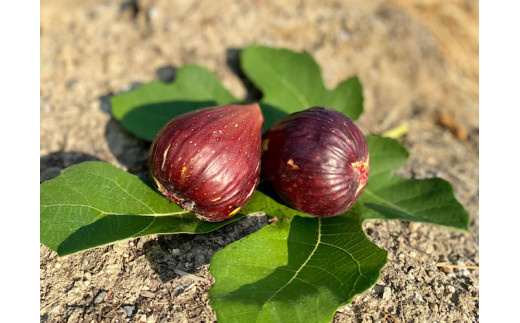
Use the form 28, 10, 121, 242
148, 103, 263, 222
261, 107, 369, 217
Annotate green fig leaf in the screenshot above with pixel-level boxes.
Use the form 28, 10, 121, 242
110, 64, 238, 141
240, 45, 363, 128
40, 161, 247, 256
209, 212, 387, 323
359, 136, 470, 230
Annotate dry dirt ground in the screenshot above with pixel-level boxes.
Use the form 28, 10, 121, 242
40, 0, 479, 322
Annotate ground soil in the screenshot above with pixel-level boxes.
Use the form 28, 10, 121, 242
40, 0, 479, 322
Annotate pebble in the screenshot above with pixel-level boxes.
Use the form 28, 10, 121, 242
373, 284, 384, 296
94, 291, 107, 304
383, 287, 392, 300
439, 265, 453, 274
148, 7, 158, 20
414, 291, 425, 302
141, 290, 156, 298
460, 268, 471, 277
156, 66, 176, 83
123, 305, 135, 316
408, 222, 421, 231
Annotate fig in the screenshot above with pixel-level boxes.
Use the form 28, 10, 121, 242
261, 107, 369, 217
148, 103, 263, 222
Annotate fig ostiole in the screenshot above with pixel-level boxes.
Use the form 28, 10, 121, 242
261, 106, 369, 217
148, 103, 263, 222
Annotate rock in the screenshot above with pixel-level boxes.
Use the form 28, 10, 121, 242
156, 66, 176, 83
383, 287, 392, 300
94, 290, 107, 304
140, 290, 156, 298
123, 305, 135, 316
374, 284, 385, 296
414, 291, 425, 302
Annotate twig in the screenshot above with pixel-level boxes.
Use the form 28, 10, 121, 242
174, 269, 211, 283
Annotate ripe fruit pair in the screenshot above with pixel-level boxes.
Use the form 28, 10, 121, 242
148, 103, 369, 222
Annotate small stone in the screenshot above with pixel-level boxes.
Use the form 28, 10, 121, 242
414, 291, 425, 302
439, 265, 453, 274
156, 66, 176, 83
93, 291, 107, 304
148, 7, 159, 21
460, 268, 471, 277
141, 290, 155, 298
98, 94, 111, 113
170, 249, 180, 256
383, 287, 392, 300
429, 302, 439, 312
341, 305, 352, 312
374, 284, 385, 296
123, 305, 135, 316
408, 222, 421, 231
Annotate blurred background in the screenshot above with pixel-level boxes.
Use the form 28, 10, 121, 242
40, 0, 478, 158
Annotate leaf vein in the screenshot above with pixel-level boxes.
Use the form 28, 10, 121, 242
260, 218, 322, 315
319, 241, 369, 285
86, 170, 158, 214
260, 58, 310, 108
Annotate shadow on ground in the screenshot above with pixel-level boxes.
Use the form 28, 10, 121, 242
40, 151, 102, 183
142, 215, 270, 283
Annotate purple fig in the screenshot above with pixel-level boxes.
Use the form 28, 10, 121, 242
148, 103, 263, 222
261, 107, 369, 217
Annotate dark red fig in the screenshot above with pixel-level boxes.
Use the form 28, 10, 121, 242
148, 103, 263, 222
261, 107, 369, 217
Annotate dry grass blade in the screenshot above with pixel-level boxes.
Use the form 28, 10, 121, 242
174, 269, 211, 283
436, 263, 479, 270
